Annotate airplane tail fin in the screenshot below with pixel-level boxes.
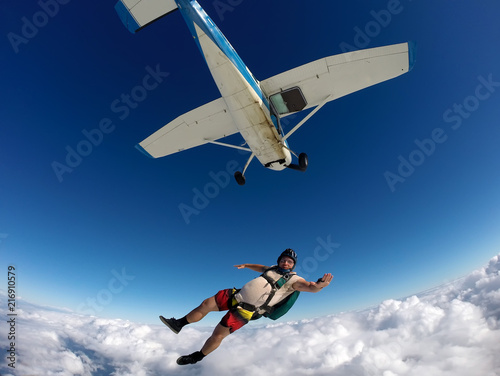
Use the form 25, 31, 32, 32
115, 0, 178, 33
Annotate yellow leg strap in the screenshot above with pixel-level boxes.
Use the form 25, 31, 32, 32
236, 307, 254, 321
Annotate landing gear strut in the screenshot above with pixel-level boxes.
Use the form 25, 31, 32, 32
234, 153, 255, 186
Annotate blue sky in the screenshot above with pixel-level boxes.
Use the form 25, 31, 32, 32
1, 0, 499, 326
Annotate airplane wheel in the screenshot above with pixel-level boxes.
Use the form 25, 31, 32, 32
299, 153, 308, 171
234, 171, 246, 186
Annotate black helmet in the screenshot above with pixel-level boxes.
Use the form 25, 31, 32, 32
277, 249, 298, 270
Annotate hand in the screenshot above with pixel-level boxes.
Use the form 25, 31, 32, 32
234, 264, 246, 269
315, 273, 333, 288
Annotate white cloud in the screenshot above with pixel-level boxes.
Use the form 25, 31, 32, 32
1, 254, 500, 376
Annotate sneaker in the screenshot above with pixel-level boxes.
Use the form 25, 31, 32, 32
159, 316, 182, 334
176, 352, 203, 365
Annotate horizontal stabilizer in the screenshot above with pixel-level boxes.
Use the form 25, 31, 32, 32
261, 42, 415, 115
137, 98, 239, 158
115, 0, 178, 33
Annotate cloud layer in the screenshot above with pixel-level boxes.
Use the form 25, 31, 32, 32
1, 254, 500, 376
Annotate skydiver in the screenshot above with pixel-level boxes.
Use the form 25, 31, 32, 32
159, 249, 333, 365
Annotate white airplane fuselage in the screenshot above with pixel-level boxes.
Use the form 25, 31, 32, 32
180, 1, 292, 171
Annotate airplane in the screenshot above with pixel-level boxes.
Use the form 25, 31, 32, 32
115, 0, 416, 185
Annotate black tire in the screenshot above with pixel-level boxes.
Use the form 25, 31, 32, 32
299, 153, 308, 171
234, 171, 246, 186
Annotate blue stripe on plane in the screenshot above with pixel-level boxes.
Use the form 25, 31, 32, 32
408, 41, 417, 72
135, 143, 154, 158
174, 0, 269, 110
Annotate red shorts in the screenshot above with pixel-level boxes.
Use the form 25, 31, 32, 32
215, 289, 249, 333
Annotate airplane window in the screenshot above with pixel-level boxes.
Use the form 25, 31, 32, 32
270, 94, 289, 115
270, 87, 307, 115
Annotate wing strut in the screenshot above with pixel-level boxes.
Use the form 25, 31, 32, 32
283, 95, 333, 141
205, 139, 251, 152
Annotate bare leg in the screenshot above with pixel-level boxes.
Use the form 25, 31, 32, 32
186, 296, 219, 323
162, 295, 220, 336
176, 324, 231, 366
200, 323, 232, 355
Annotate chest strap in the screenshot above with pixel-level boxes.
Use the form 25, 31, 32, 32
257, 268, 294, 314
232, 268, 295, 315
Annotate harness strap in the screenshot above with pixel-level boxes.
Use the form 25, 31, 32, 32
229, 288, 257, 320
232, 267, 296, 316
257, 267, 294, 314
228, 288, 240, 309
238, 302, 257, 311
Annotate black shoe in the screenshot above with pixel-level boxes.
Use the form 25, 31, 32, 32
176, 351, 204, 365
159, 316, 182, 334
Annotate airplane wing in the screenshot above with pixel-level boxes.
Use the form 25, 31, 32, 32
136, 97, 239, 158
260, 42, 416, 116
115, 0, 178, 33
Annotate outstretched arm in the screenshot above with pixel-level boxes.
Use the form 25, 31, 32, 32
292, 273, 333, 293
234, 264, 267, 273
